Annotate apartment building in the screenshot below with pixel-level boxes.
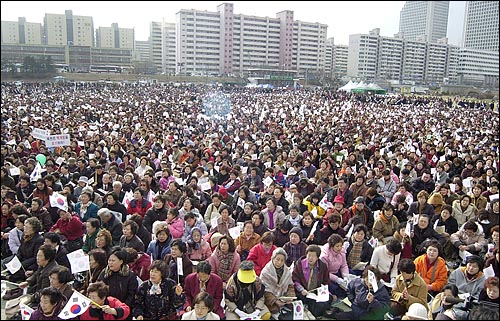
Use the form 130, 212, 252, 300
96, 23, 134, 49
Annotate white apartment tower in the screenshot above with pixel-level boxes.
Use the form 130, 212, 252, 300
399, 1, 449, 43
1, 18, 43, 45
175, 3, 326, 75
463, 1, 499, 52
150, 21, 176, 74
333, 45, 348, 77
44, 10, 94, 46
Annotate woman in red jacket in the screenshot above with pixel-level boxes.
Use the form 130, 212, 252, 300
81, 281, 130, 320
246, 231, 277, 276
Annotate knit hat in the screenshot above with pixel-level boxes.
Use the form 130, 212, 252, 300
289, 227, 303, 239
271, 247, 288, 261
333, 195, 345, 205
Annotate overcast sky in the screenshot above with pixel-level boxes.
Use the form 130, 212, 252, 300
1, 1, 466, 45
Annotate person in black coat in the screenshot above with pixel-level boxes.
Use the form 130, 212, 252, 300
98, 208, 123, 246
97, 248, 138, 308
43, 232, 71, 269
411, 214, 446, 258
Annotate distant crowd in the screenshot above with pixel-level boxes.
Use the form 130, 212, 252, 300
0, 81, 499, 320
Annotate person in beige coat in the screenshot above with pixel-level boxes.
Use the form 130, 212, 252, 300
450, 221, 488, 257
390, 258, 428, 318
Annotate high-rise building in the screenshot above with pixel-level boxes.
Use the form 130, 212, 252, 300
96, 23, 134, 49
347, 28, 498, 87
324, 38, 334, 76
44, 10, 94, 46
463, 1, 499, 51
399, 1, 449, 43
150, 21, 175, 74
333, 44, 348, 78
175, 3, 326, 76
1, 18, 42, 45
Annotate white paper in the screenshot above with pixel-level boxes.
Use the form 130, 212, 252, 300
483, 265, 495, 278
5, 255, 22, 274
200, 181, 211, 191
237, 197, 245, 209
177, 257, 184, 276
211, 216, 219, 229
9, 167, 20, 176
263, 176, 274, 187
228, 226, 240, 240
368, 270, 378, 292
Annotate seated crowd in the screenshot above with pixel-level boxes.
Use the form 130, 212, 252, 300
0, 82, 499, 320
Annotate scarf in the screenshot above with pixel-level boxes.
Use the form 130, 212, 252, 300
149, 281, 162, 295
216, 247, 234, 281
23, 232, 35, 243
347, 236, 364, 267
260, 260, 293, 296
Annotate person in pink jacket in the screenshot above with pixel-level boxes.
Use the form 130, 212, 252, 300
166, 207, 184, 239
247, 231, 277, 276
207, 235, 241, 286
320, 233, 349, 299
186, 227, 212, 261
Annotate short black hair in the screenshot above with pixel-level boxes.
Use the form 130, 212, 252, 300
398, 258, 416, 274
196, 260, 212, 274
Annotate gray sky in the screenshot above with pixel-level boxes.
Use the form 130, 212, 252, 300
1, 1, 466, 45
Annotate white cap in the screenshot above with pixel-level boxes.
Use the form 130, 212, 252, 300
406, 303, 428, 320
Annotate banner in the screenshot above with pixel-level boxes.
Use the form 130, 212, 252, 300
45, 134, 71, 148
292, 300, 304, 319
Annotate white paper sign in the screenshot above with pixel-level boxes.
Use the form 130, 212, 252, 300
32, 128, 49, 140
263, 176, 274, 187
229, 226, 240, 240
45, 134, 71, 148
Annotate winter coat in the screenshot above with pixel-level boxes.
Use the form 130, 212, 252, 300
447, 267, 485, 299
143, 207, 168, 233
450, 228, 488, 253
183, 272, 225, 319
50, 214, 84, 241
392, 272, 428, 310
132, 278, 183, 320
147, 234, 173, 261
129, 252, 151, 281
81, 296, 130, 320
17, 233, 44, 272
101, 213, 123, 246
167, 216, 184, 239
97, 268, 138, 308
74, 202, 99, 222
319, 243, 349, 282
451, 200, 476, 226
414, 254, 448, 292
261, 205, 286, 230
119, 234, 145, 252
372, 213, 400, 244
346, 278, 391, 319
247, 243, 277, 276
292, 256, 330, 293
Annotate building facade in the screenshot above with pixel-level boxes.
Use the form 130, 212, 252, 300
347, 29, 498, 87
96, 23, 134, 49
462, 1, 499, 51
399, 1, 449, 43
175, 3, 326, 76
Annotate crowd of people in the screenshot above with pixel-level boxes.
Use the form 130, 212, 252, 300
0, 81, 499, 320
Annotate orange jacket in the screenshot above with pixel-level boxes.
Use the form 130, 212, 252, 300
414, 254, 448, 292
